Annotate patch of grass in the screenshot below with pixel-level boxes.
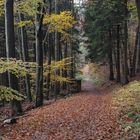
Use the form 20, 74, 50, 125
112, 81, 140, 140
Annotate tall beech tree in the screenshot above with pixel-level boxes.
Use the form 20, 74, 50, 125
135, 0, 140, 72
122, 0, 129, 84
18, 13, 32, 101
108, 29, 114, 80
46, 0, 52, 100
35, 2, 44, 107
54, 0, 60, 98
5, 0, 22, 116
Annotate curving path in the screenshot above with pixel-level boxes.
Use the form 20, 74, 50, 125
2, 80, 119, 140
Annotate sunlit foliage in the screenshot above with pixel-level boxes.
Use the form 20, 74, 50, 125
44, 11, 76, 42
0, 0, 4, 16
0, 57, 72, 101
0, 58, 31, 77
44, 58, 72, 83
17, 20, 33, 27
15, 0, 42, 16
44, 11, 76, 33
0, 86, 25, 101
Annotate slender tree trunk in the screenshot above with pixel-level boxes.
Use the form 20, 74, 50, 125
135, 0, 140, 72
69, 0, 75, 79
0, 29, 8, 87
64, 43, 68, 82
108, 30, 114, 80
51, 35, 55, 60
136, 0, 140, 24
122, 0, 129, 84
131, 26, 139, 76
54, 0, 60, 99
46, 0, 52, 100
35, 3, 44, 107
0, 29, 7, 107
18, 13, 32, 101
137, 28, 140, 72
116, 25, 121, 82
5, 0, 22, 116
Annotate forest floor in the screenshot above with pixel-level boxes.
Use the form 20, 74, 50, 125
0, 65, 120, 140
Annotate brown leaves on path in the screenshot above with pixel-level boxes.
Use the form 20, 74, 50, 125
1, 81, 119, 140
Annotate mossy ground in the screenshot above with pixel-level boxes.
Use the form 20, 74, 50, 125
112, 81, 140, 140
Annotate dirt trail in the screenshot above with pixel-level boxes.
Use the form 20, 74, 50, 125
1, 65, 119, 140
1, 82, 119, 140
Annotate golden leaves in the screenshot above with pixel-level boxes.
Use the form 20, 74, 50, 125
0, 86, 25, 101
17, 20, 33, 27
0, 0, 3, 6
0, 58, 29, 77
43, 57, 72, 84
15, 0, 42, 16
0, 0, 4, 16
44, 11, 76, 33
43, 11, 76, 42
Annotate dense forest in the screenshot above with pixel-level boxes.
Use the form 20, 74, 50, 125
0, 0, 81, 115
1, 0, 140, 139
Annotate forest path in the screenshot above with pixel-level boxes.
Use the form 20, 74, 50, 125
2, 66, 119, 140
2, 82, 119, 140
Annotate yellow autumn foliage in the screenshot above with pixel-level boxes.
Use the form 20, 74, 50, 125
0, 0, 3, 6
15, 0, 42, 16
0, 57, 72, 101
0, 0, 4, 16
17, 20, 33, 27
0, 86, 25, 101
43, 11, 76, 34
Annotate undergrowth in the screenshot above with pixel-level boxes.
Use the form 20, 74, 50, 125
112, 81, 140, 140
88, 63, 107, 87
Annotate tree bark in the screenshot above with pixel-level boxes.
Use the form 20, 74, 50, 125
5, 0, 22, 116
135, 0, 140, 72
108, 30, 114, 80
35, 3, 44, 107
46, 0, 52, 100
116, 25, 121, 82
54, 0, 60, 99
18, 13, 32, 101
63, 43, 68, 89
122, 0, 129, 84
131, 26, 139, 76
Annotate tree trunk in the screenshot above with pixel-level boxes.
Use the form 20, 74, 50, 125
18, 13, 32, 101
54, 0, 60, 99
63, 43, 68, 89
136, 0, 140, 23
108, 30, 114, 81
35, 3, 44, 107
135, 0, 140, 72
122, 0, 129, 84
116, 25, 121, 82
5, 0, 22, 116
131, 26, 139, 76
46, 0, 52, 100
